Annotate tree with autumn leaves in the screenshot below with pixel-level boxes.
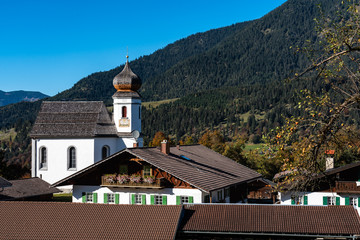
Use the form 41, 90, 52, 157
271, 0, 360, 191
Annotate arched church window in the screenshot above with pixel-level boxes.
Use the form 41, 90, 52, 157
68, 147, 76, 170
39, 147, 47, 169
102, 145, 110, 159
122, 106, 127, 118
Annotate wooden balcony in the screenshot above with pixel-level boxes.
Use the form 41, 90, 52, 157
101, 176, 165, 189
335, 181, 360, 193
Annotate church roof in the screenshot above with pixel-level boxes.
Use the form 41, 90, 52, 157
113, 59, 142, 93
30, 101, 118, 138
52, 144, 262, 192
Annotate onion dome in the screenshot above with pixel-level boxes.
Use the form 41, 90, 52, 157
113, 57, 142, 92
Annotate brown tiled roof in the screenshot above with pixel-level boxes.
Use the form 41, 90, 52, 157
0, 202, 182, 240
0, 176, 12, 188
129, 145, 261, 192
0, 177, 60, 201
180, 204, 360, 236
30, 101, 117, 138
53, 145, 262, 192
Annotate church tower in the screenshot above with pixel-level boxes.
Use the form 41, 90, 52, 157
112, 56, 142, 147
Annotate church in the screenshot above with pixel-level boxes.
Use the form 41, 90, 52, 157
30, 57, 143, 184
30, 57, 271, 205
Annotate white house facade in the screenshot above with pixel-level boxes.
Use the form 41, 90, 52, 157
278, 162, 360, 215
52, 143, 266, 205
30, 58, 143, 185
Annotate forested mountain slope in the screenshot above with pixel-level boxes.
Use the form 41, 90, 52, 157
0, 0, 346, 170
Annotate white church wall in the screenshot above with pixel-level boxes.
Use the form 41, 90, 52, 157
33, 138, 95, 184
122, 137, 143, 148
72, 185, 203, 205
93, 138, 120, 162
113, 98, 141, 133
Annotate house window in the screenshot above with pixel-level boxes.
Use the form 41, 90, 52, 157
122, 106, 127, 118
86, 193, 93, 203
102, 145, 110, 159
143, 165, 151, 176
181, 196, 189, 203
68, 147, 76, 170
134, 194, 142, 204
39, 147, 47, 169
328, 196, 336, 205
350, 197, 357, 207
154, 195, 163, 205
225, 187, 230, 198
217, 189, 224, 201
324, 196, 338, 205
291, 195, 305, 205
176, 196, 194, 205
107, 193, 115, 204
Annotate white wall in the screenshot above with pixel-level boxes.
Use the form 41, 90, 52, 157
32, 138, 95, 184
113, 98, 141, 134
280, 191, 360, 215
72, 185, 203, 205
94, 138, 120, 162
122, 137, 143, 148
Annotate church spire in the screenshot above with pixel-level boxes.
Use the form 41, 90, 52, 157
113, 56, 142, 92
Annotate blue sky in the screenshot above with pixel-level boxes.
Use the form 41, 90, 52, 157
0, 0, 287, 96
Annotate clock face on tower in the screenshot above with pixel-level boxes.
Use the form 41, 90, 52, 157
119, 118, 130, 127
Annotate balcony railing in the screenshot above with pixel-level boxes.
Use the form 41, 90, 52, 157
335, 181, 360, 193
101, 175, 165, 189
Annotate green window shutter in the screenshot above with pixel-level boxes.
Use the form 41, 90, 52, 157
358, 197, 360, 207
323, 196, 328, 205
303, 196, 308, 205
131, 194, 135, 205
189, 196, 194, 203
345, 197, 350, 206
93, 193, 98, 203
115, 194, 120, 204
162, 195, 167, 205
142, 195, 146, 205
150, 195, 155, 205
176, 196, 181, 205
104, 193, 108, 204
82, 192, 86, 203
336, 197, 340, 205
291, 197, 295, 205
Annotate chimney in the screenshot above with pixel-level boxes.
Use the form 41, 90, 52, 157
325, 150, 335, 170
161, 140, 170, 154
133, 142, 138, 148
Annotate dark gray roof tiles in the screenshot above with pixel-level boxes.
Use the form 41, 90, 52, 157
0, 177, 60, 200
0, 177, 12, 188
112, 91, 141, 99
30, 101, 118, 138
